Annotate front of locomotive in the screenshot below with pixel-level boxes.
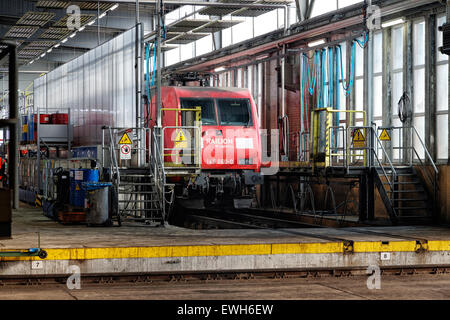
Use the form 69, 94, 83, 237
176, 87, 264, 209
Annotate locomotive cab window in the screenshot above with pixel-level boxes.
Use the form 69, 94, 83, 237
217, 99, 253, 127
180, 98, 217, 125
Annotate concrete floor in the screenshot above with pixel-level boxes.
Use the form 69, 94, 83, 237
2, 205, 450, 250
0, 274, 449, 300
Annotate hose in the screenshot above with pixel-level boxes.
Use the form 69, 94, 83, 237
398, 92, 410, 123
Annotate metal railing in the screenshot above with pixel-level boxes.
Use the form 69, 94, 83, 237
328, 126, 347, 168
375, 125, 439, 209
151, 127, 166, 221
161, 126, 202, 171
288, 131, 310, 162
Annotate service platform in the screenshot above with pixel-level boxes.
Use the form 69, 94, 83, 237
1, 207, 450, 277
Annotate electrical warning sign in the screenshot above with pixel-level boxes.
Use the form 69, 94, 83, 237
379, 129, 391, 141
174, 130, 188, 149
352, 129, 366, 148
119, 132, 132, 145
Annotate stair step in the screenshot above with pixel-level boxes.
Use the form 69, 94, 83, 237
118, 191, 157, 194
382, 181, 421, 185
395, 198, 428, 202
119, 182, 156, 186
387, 190, 424, 193
398, 216, 432, 219
120, 175, 153, 178
120, 208, 161, 212
118, 200, 159, 203
394, 207, 428, 210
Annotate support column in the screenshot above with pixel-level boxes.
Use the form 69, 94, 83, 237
7, 43, 19, 210
382, 28, 392, 160
359, 173, 368, 221
426, 15, 437, 161
368, 169, 375, 221
156, 0, 162, 128
404, 21, 413, 164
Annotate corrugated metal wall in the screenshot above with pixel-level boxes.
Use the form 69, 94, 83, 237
33, 25, 140, 146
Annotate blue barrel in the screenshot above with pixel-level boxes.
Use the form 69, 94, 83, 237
70, 169, 99, 208
21, 115, 28, 141
28, 115, 34, 142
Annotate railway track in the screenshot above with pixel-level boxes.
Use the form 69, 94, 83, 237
178, 206, 436, 251
1, 266, 450, 287
182, 208, 321, 230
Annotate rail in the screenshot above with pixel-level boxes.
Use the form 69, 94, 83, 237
372, 128, 397, 196
151, 127, 166, 221
376, 126, 439, 211
410, 126, 439, 210
161, 126, 202, 171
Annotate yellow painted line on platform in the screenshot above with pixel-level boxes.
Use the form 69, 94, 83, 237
271, 242, 343, 255
353, 241, 416, 253
1, 240, 450, 261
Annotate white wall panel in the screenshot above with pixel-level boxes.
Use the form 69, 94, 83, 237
33, 26, 140, 146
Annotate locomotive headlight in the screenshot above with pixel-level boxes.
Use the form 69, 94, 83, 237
236, 138, 253, 149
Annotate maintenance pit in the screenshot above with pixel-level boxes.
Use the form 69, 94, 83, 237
1, 205, 449, 279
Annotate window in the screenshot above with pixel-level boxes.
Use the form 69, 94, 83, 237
413, 19, 425, 160
180, 98, 217, 126
217, 99, 253, 126
436, 14, 449, 161
311, 0, 363, 18
391, 24, 404, 161
355, 37, 364, 113
373, 31, 383, 119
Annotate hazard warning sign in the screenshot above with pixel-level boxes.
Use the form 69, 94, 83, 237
119, 132, 132, 145
379, 129, 391, 141
174, 130, 188, 149
120, 144, 132, 160
352, 129, 366, 148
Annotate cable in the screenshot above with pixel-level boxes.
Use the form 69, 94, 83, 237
398, 92, 410, 123
355, 32, 368, 49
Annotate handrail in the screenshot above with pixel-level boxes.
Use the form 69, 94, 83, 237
411, 126, 439, 175
107, 127, 120, 186
152, 127, 166, 221
372, 134, 396, 193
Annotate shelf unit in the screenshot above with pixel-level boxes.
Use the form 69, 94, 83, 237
19, 106, 73, 199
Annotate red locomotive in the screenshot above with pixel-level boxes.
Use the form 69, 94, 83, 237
147, 87, 264, 208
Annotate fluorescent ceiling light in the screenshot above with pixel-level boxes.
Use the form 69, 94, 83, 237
79, 26, 85, 32
87, 19, 96, 26
40, 53, 46, 58
214, 66, 226, 72
99, 12, 107, 19
69, 32, 76, 38
47, 48, 52, 53
382, 18, 405, 28
308, 39, 326, 48
54, 43, 60, 48
110, 4, 119, 11
29, 60, 34, 64
61, 38, 68, 43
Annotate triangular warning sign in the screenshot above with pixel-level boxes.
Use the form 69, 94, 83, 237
379, 129, 391, 141
119, 132, 132, 144
175, 130, 186, 142
353, 129, 365, 142
75, 184, 80, 191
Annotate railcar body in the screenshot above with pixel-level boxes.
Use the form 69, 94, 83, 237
146, 87, 264, 208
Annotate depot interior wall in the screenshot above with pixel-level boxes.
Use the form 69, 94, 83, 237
33, 26, 139, 146
209, 6, 449, 221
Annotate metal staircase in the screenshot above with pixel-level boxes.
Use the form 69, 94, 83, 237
102, 126, 174, 226
374, 166, 434, 224
371, 126, 439, 225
